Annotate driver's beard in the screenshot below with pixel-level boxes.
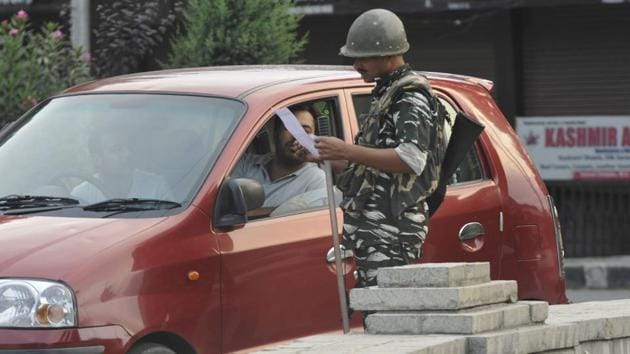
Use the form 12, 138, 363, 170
275, 141, 303, 168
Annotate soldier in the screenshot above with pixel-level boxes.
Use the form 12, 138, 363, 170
314, 9, 446, 299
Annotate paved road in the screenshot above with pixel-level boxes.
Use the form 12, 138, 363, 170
567, 289, 630, 303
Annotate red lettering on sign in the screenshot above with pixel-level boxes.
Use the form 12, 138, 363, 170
566, 127, 575, 147
608, 127, 617, 146
588, 127, 601, 146
545, 128, 555, 147
623, 127, 630, 147
556, 128, 565, 146
577, 128, 586, 146
544, 126, 622, 147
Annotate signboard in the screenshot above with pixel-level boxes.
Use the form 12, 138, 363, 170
516, 116, 630, 180
289, 4, 334, 15
0, 0, 32, 5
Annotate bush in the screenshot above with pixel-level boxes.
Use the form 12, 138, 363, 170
0, 10, 92, 125
92, 0, 183, 78
163, 0, 307, 68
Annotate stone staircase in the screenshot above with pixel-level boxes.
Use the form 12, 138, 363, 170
349, 262, 580, 353
353, 263, 546, 335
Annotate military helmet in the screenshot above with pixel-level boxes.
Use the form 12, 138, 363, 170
339, 8, 409, 58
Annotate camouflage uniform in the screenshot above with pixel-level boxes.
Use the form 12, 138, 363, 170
338, 64, 445, 288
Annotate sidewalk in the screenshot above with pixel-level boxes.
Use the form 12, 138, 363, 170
564, 255, 630, 289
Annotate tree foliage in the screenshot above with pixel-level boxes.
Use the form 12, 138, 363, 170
163, 0, 307, 68
0, 11, 91, 125
92, 0, 183, 78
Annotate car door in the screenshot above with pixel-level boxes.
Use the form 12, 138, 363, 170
344, 88, 505, 279
215, 91, 356, 353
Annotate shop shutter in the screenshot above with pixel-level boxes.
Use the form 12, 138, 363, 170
521, 5, 630, 116
403, 14, 496, 81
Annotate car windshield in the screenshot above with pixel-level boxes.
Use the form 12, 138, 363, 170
0, 93, 245, 214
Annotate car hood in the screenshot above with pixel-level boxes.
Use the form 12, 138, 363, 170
0, 215, 165, 279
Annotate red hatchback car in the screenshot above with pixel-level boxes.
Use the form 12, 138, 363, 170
0, 66, 567, 354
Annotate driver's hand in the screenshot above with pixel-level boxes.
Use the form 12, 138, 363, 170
289, 141, 309, 162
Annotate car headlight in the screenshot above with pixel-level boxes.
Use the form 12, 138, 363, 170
0, 279, 76, 328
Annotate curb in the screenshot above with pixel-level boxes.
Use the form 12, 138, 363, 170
564, 256, 630, 289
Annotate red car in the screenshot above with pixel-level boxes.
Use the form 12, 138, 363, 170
0, 66, 567, 354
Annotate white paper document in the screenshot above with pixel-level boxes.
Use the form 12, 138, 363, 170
275, 107, 319, 157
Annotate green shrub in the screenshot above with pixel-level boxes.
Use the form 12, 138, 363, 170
0, 10, 92, 125
163, 0, 307, 68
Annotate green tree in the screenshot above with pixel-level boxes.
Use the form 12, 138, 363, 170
163, 0, 307, 68
0, 10, 91, 125
91, 0, 183, 78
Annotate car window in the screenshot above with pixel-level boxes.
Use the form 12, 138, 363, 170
0, 94, 245, 213
230, 97, 343, 220
350, 93, 486, 186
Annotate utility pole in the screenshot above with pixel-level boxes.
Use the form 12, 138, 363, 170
70, 0, 90, 52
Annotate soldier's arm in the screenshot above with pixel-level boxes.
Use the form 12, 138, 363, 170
315, 90, 433, 174
391, 90, 434, 175
347, 144, 414, 173
315, 136, 413, 174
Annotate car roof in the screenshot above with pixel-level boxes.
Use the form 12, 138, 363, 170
64, 65, 494, 98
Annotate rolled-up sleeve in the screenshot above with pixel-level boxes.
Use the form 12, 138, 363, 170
391, 91, 434, 175
395, 143, 427, 175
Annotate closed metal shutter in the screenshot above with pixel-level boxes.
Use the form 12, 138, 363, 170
522, 5, 630, 116
402, 14, 496, 81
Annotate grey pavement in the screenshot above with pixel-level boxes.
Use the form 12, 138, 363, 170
567, 289, 630, 302
258, 299, 630, 353
564, 255, 630, 289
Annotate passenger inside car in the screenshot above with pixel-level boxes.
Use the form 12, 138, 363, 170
71, 127, 174, 204
231, 103, 328, 217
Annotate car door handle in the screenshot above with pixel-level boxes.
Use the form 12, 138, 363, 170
326, 246, 354, 263
459, 222, 485, 241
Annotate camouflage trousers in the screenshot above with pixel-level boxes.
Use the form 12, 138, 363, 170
343, 204, 428, 288
354, 242, 422, 289
351, 242, 423, 326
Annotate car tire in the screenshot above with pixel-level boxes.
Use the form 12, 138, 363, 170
128, 343, 176, 354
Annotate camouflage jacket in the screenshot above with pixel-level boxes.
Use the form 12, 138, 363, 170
338, 65, 446, 218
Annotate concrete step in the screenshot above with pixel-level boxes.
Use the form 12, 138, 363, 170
519, 300, 549, 323
350, 280, 518, 311
377, 262, 491, 288
365, 302, 532, 335
467, 322, 578, 354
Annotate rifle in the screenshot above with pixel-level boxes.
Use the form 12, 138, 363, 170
428, 111, 485, 217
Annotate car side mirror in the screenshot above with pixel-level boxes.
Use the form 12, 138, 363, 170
214, 178, 265, 229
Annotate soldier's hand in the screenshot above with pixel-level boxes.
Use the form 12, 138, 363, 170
314, 136, 350, 160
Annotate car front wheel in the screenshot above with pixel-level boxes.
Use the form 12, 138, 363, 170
128, 342, 176, 354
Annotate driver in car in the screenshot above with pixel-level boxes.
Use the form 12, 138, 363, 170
71, 129, 174, 205
232, 105, 327, 213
